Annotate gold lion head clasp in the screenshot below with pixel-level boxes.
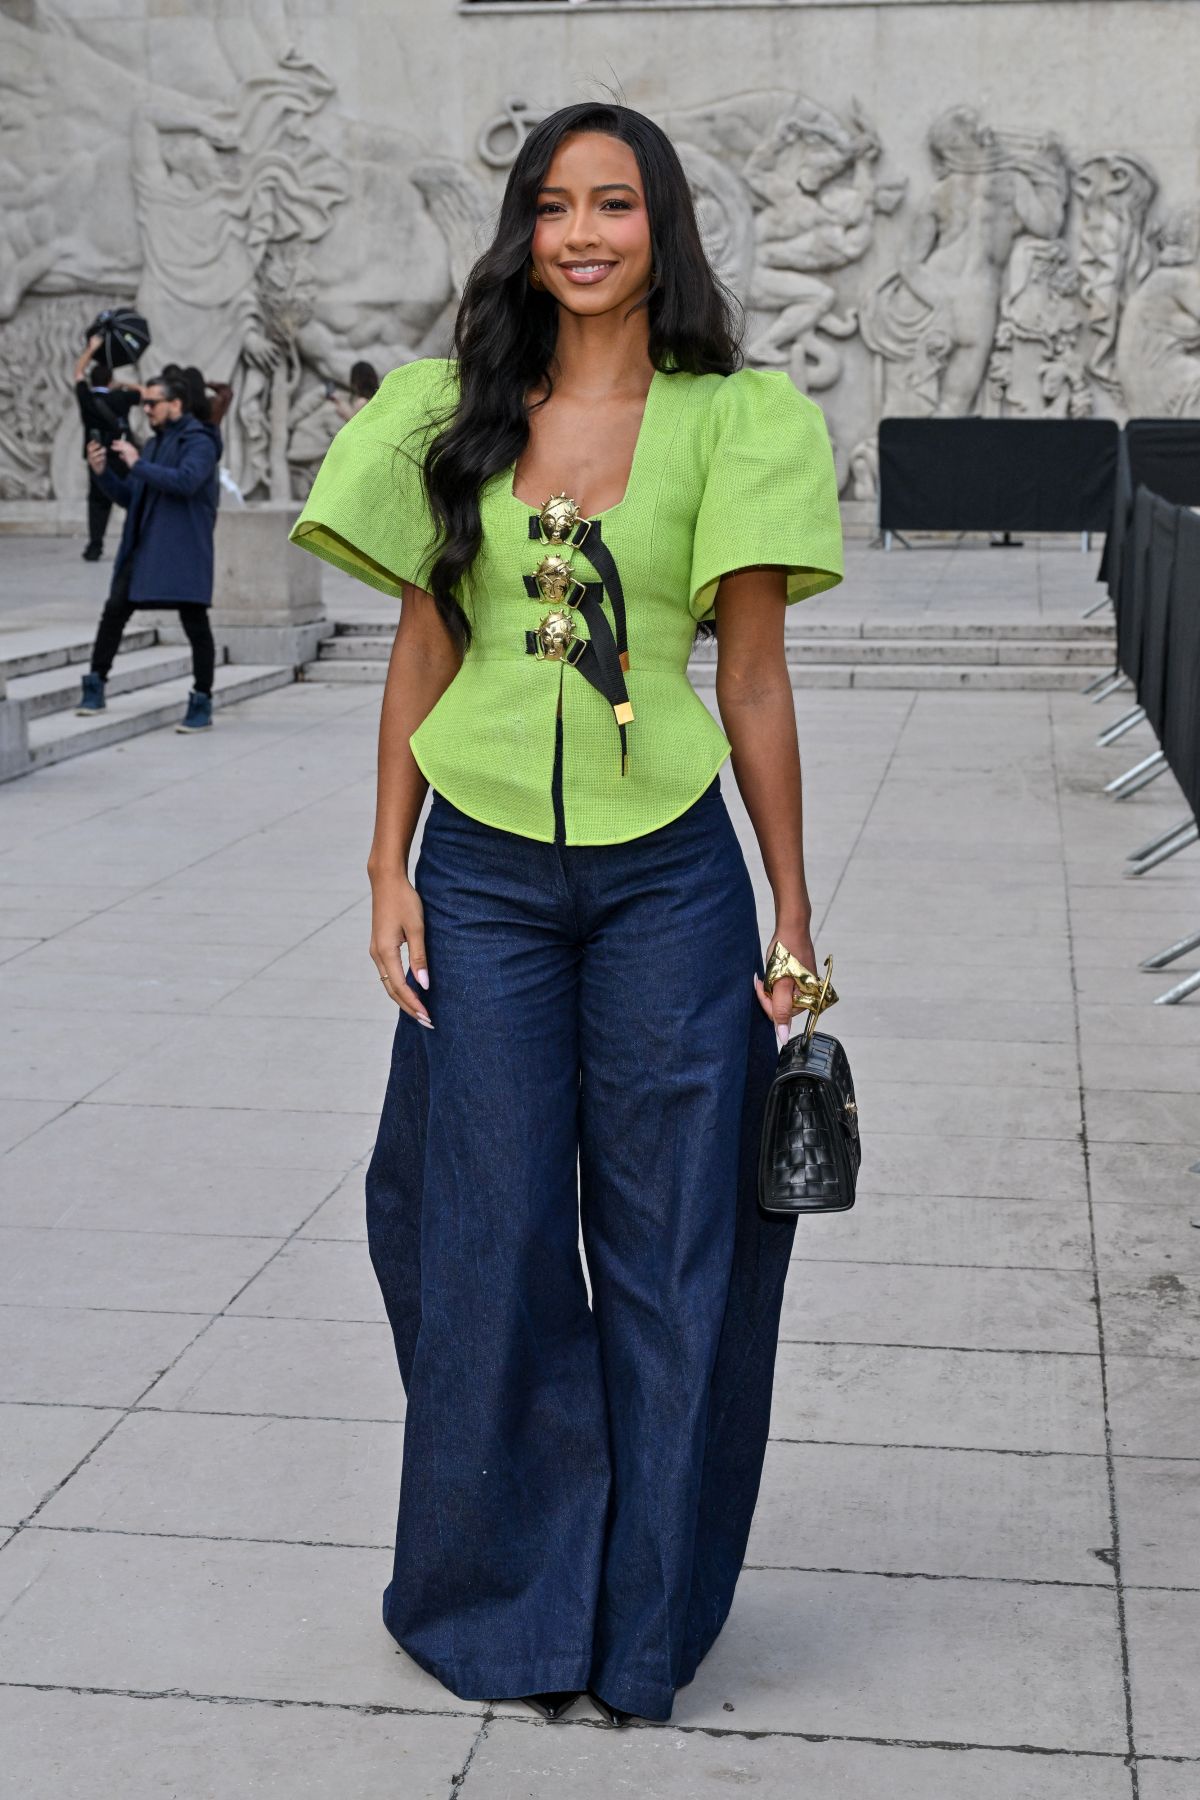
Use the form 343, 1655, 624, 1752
536, 608, 576, 660
539, 493, 581, 544
534, 552, 574, 604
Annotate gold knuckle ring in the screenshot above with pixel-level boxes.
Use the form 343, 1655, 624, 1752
763, 944, 839, 1019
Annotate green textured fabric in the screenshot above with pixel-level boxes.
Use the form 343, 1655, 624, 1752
290, 357, 843, 845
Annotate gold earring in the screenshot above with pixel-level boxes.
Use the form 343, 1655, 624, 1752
529, 264, 544, 290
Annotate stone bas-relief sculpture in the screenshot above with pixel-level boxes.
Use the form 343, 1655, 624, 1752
2, 2, 1200, 513
0, 10, 491, 504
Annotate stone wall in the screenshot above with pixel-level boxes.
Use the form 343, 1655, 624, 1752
2, 0, 1198, 522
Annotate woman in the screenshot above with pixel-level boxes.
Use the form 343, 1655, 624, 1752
291, 102, 842, 1726
330, 359, 381, 423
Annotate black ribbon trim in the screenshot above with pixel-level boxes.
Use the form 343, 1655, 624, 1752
526, 511, 633, 773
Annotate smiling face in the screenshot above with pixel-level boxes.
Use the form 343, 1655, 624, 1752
529, 131, 654, 316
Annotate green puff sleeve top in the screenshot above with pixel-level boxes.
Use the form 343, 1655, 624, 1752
290, 358, 843, 845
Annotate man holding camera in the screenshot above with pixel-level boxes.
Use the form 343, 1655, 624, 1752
78, 373, 222, 734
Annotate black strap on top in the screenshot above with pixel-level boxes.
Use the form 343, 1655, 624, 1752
525, 514, 634, 773
528, 514, 629, 670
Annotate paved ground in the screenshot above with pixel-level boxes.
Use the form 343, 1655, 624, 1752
0, 540, 1198, 1797
0, 526, 1111, 635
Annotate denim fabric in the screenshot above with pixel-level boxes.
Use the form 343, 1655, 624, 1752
365, 775, 796, 1721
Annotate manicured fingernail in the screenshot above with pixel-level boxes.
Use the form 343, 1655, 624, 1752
776, 1024, 790, 1049
414, 968, 429, 990
416, 1015, 434, 1029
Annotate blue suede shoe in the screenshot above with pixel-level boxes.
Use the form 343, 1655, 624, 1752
75, 672, 106, 716
176, 689, 213, 733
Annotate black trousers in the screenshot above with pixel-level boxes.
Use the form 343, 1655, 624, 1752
91, 597, 216, 696
86, 473, 113, 553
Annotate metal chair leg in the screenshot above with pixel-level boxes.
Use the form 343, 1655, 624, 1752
1106, 750, 1166, 794
1081, 594, 1112, 619
1155, 967, 1200, 1005
1129, 817, 1197, 862
1082, 668, 1119, 695
1098, 706, 1146, 746
1115, 760, 1171, 800
1141, 928, 1200, 971
1090, 672, 1129, 702
1126, 822, 1198, 875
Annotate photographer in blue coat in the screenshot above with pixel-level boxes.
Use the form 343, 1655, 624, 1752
77, 372, 223, 734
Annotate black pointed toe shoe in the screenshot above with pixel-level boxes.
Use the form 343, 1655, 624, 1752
520, 1691, 583, 1721
587, 1688, 634, 1728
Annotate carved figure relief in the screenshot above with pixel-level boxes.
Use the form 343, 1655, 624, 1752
2, 6, 1200, 515
666, 92, 904, 397
860, 108, 1072, 417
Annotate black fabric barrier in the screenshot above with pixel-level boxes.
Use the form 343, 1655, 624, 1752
1141, 495, 1180, 742
878, 417, 1119, 533
1099, 419, 1200, 601
1161, 508, 1200, 820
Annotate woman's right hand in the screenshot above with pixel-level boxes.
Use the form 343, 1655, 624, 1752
369, 868, 433, 1027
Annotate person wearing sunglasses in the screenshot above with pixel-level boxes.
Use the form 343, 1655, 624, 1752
78, 373, 223, 734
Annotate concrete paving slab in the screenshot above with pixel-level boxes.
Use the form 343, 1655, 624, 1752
0, 1224, 278, 1313
213, 971, 389, 1020
1087, 1142, 1200, 1208
1125, 1590, 1200, 1757
0, 1688, 481, 1800
673, 1569, 1126, 1750
0, 1527, 475, 1714
1085, 1090, 1200, 1145
0, 1008, 177, 1103
854, 1133, 1086, 1202
1107, 1358, 1200, 1458
1137, 1760, 1200, 1799
870, 1076, 1084, 1139
1091, 1203, 1200, 1276
1082, 1046, 1198, 1099
748, 1439, 1112, 1585
780, 1261, 1098, 1353
791, 1194, 1092, 1270
88, 1013, 391, 1114
228, 1237, 384, 1323
38, 1409, 401, 1548
0, 937, 40, 964
0, 1403, 121, 1525
0, 1303, 203, 1406
142, 1314, 403, 1421
19, 1097, 375, 1170
849, 1037, 1079, 1088
770, 1343, 1106, 1454
0, 1154, 355, 1237
1097, 1265, 1200, 1359
461, 1717, 1130, 1799
0, 1098, 65, 1154
297, 1168, 367, 1239
1114, 1458, 1200, 1590
834, 1000, 1078, 1046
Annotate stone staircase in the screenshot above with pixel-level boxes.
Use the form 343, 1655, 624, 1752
304, 616, 1116, 691
1, 625, 295, 777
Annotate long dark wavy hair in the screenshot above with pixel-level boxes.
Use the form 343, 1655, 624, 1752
417, 102, 743, 647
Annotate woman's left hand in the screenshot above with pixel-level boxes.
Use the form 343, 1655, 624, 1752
754, 921, 818, 1050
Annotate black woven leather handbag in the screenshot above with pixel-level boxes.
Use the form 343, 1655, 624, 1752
758, 959, 860, 1216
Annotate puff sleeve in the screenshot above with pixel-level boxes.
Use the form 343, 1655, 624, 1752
288, 359, 457, 599
689, 368, 843, 621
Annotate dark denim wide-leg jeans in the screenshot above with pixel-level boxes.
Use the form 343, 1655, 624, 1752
365, 777, 796, 1721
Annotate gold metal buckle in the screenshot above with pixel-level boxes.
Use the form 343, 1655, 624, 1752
535, 608, 576, 660
534, 553, 574, 604
539, 493, 581, 544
